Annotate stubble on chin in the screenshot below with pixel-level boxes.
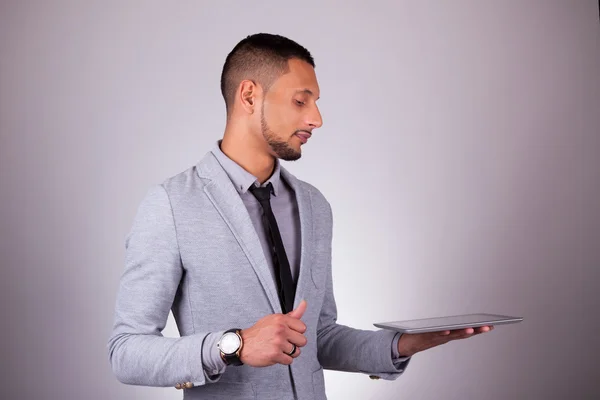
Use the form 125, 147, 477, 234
266, 137, 301, 161
261, 113, 301, 161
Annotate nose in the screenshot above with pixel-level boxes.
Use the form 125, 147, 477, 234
307, 104, 323, 129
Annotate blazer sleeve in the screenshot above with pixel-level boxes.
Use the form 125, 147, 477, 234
107, 184, 216, 387
315, 202, 411, 380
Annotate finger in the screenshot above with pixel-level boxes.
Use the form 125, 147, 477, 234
446, 328, 474, 340
474, 325, 493, 334
284, 315, 307, 333
276, 352, 294, 365
286, 330, 308, 347
284, 342, 301, 358
287, 299, 307, 320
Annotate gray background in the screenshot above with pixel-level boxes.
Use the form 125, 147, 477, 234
1, 1, 598, 399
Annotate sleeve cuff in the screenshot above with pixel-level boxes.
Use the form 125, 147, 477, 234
201, 331, 227, 382
369, 331, 411, 381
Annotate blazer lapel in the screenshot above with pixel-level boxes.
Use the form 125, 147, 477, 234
280, 167, 314, 310
197, 153, 282, 314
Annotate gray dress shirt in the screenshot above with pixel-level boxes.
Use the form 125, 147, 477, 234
199, 141, 406, 378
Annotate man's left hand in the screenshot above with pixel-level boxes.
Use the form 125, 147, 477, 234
398, 326, 494, 357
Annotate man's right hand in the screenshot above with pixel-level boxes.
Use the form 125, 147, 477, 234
239, 300, 308, 367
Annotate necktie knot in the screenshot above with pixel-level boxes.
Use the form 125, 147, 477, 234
249, 182, 273, 202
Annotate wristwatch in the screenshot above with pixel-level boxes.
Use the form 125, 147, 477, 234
217, 329, 244, 366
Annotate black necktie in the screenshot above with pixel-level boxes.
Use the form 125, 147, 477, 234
249, 182, 296, 313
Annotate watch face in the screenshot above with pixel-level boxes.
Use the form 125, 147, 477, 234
219, 332, 241, 354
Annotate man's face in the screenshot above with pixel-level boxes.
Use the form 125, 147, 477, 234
259, 58, 323, 161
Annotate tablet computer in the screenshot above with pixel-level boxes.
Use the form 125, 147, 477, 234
374, 313, 523, 334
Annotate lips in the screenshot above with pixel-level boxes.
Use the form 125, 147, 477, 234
295, 132, 311, 144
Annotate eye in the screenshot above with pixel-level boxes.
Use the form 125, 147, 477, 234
294, 100, 305, 106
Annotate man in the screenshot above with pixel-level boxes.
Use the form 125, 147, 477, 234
107, 33, 492, 400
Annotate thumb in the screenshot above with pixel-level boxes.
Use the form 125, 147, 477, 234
287, 299, 307, 319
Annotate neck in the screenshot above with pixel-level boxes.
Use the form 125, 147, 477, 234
221, 125, 276, 184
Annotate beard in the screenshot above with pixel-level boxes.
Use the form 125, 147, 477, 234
261, 107, 301, 161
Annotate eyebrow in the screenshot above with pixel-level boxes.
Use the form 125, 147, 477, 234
295, 89, 320, 100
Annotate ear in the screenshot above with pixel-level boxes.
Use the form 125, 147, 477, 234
238, 80, 259, 114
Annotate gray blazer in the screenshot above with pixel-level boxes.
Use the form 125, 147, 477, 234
108, 151, 404, 399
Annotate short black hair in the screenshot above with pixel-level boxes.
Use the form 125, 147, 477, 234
220, 33, 315, 115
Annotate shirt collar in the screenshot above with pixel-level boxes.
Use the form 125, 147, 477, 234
211, 140, 282, 196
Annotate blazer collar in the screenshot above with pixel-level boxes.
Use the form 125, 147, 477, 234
209, 140, 283, 196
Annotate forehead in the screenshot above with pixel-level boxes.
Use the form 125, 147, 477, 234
270, 58, 320, 97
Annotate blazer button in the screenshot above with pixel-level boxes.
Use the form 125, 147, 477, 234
175, 383, 182, 389
184, 382, 194, 389
369, 375, 380, 380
